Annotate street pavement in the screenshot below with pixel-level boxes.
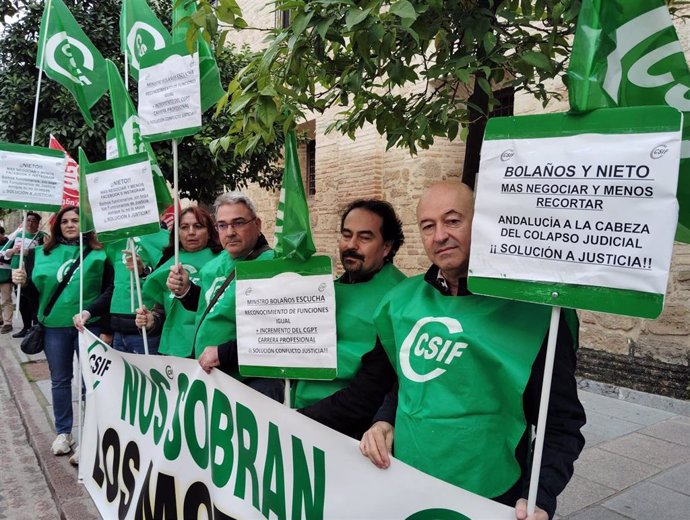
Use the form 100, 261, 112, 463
1, 313, 689, 520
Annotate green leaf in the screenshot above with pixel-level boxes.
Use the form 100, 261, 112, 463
345, 8, 370, 30
291, 11, 314, 37
483, 32, 497, 53
521, 50, 553, 71
390, 0, 418, 22
476, 76, 492, 96
316, 16, 336, 39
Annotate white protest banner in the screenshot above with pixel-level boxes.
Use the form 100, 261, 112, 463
0, 142, 67, 212
48, 135, 79, 207
138, 41, 202, 142
468, 106, 682, 318
83, 152, 161, 242
78, 328, 512, 520
236, 256, 337, 380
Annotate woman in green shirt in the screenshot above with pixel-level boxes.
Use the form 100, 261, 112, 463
13, 207, 113, 458
136, 206, 221, 357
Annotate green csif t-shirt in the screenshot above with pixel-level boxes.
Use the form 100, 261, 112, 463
374, 275, 561, 499
292, 263, 407, 409
142, 247, 219, 357
192, 249, 275, 379
105, 230, 169, 315
32, 244, 108, 328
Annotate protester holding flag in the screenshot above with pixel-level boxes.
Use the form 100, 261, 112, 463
12, 206, 113, 457
167, 192, 283, 400
3, 212, 48, 338
103, 229, 168, 354
135, 206, 222, 357
291, 199, 407, 435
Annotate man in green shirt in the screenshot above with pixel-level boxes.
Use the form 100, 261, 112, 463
292, 199, 406, 436
170, 192, 283, 401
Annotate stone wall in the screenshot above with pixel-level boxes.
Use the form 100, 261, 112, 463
230, 1, 690, 396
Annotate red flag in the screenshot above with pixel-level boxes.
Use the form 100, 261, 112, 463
161, 201, 182, 230
48, 135, 79, 207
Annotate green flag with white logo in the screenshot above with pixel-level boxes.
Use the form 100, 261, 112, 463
120, 0, 172, 82
172, 0, 224, 112
78, 148, 95, 233
105, 59, 172, 215
567, 0, 690, 242
36, 0, 107, 127
273, 131, 316, 261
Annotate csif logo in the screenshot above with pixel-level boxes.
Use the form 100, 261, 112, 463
399, 317, 468, 383
604, 7, 690, 112
45, 32, 95, 86
126, 22, 167, 70
500, 149, 514, 162
205, 276, 226, 307
650, 144, 668, 159
57, 259, 78, 282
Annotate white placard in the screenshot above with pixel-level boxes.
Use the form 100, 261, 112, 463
85, 159, 159, 233
0, 150, 66, 207
138, 52, 202, 138
470, 131, 681, 295
236, 272, 338, 374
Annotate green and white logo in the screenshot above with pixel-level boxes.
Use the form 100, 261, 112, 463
399, 317, 468, 383
604, 6, 690, 112
45, 31, 96, 86
57, 259, 77, 282
126, 22, 166, 71
205, 276, 226, 307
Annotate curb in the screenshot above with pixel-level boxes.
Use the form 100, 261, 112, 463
578, 377, 690, 416
0, 337, 100, 520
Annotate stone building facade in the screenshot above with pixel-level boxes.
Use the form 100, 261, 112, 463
230, 2, 690, 398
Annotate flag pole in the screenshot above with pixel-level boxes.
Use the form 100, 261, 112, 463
76, 227, 85, 481
14, 213, 28, 319
123, 51, 136, 311
172, 138, 180, 266
19, 0, 53, 318
129, 239, 149, 355
526, 305, 562, 516
31, 0, 52, 146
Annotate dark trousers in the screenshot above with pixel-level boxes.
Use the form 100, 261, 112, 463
19, 283, 39, 330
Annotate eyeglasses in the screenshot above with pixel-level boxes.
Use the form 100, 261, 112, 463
215, 218, 256, 232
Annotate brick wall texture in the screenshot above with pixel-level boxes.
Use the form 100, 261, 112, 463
231, 1, 690, 368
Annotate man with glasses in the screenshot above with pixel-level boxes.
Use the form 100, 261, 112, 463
167, 192, 284, 401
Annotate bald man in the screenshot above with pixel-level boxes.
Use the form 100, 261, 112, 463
302, 182, 585, 520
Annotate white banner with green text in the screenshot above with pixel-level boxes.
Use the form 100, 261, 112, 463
78, 329, 513, 520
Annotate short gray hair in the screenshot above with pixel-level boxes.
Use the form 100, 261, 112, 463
213, 191, 257, 218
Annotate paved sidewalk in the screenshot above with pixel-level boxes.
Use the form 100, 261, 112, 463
0, 350, 59, 520
0, 318, 99, 520
1, 315, 689, 520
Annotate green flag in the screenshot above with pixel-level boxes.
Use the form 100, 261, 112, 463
172, 0, 224, 112
105, 59, 173, 214
36, 0, 107, 127
273, 131, 316, 261
567, 0, 690, 242
120, 0, 172, 81
78, 148, 94, 233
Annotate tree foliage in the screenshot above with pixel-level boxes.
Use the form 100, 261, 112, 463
0, 0, 283, 205
189, 0, 582, 168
